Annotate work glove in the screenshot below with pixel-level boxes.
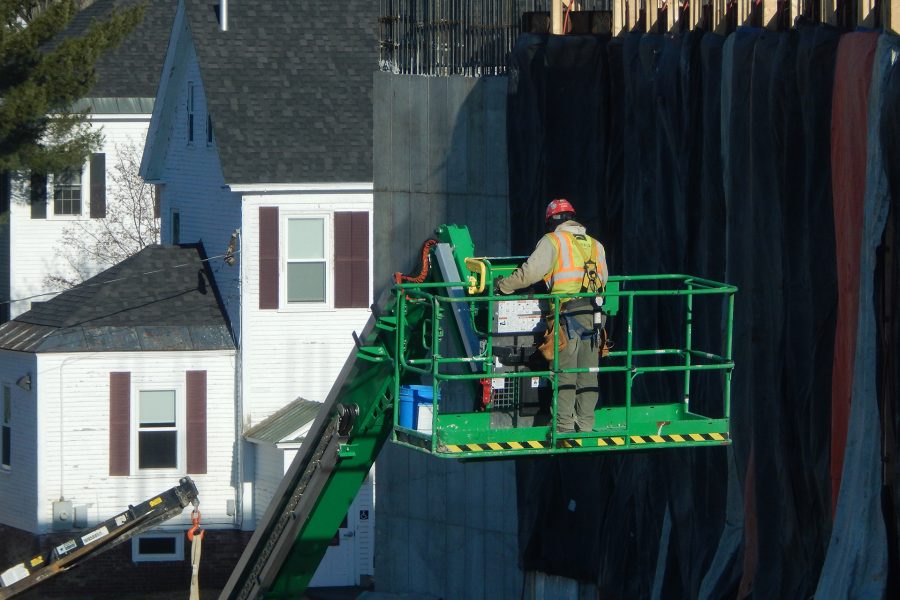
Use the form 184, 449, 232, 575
493, 277, 509, 296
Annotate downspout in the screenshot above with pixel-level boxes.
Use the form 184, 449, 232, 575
234, 227, 243, 528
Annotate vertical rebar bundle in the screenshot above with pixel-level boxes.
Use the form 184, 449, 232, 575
380, 1, 612, 76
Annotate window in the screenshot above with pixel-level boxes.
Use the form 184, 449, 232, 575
132, 533, 184, 562
187, 82, 195, 143
137, 390, 178, 470
206, 114, 213, 145
286, 217, 326, 303
172, 211, 180, 244
2, 386, 10, 469
259, 209, 369, 310
110, 371, 205, 477
53, 169, 82, 215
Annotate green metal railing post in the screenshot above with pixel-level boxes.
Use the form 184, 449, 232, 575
683, 280, 694, 411
625, 294, 635, 440
724, 291, 735, 419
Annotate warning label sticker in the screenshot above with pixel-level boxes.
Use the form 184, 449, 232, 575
81, 526, 109, 546
55, 539, 77, 556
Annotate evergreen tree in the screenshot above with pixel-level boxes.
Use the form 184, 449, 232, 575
0, 1, 144, 172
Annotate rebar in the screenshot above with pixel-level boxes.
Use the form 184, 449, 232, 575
380, 0, 613, 76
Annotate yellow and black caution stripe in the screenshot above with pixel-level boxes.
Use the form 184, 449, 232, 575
443, 440, 550, 453
398, 430, 729, 455
558, 432, 729, 448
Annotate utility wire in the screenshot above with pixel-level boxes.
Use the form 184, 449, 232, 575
0, 250, 240, 307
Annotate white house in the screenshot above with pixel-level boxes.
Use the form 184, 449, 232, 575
0, 0, 176, 322
138, 0, 380, 586
0, 244, 236, 564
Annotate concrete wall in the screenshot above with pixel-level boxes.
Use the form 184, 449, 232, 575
372, 72, 522, 599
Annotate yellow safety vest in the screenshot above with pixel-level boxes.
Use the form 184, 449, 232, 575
542, 230, 606, 297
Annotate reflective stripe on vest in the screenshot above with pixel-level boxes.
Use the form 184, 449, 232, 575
542, 231, 604, 294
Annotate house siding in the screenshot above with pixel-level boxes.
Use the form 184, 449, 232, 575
0, 350, 39, 532
240, 193, 373, 426
7, 116, 154, 318
33, 350, 236, 534
154, 41, 242, 337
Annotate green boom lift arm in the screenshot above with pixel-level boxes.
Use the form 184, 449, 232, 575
220, 224, 737, 599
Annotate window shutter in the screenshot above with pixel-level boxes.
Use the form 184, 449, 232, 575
259, 206, 279, 309
109, 372, 131, 476
1, 171, 10, 214
89, 153, 106, 218
334, 212, 370, 308
30, 172, 47, 219
153, 185, 161, 218
186, 370, 207, 474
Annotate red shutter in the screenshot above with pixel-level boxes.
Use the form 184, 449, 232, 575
186, 370, 207, 474
109, 372, 130, 476
334, 212, 370, 308
259, 207, 279, 309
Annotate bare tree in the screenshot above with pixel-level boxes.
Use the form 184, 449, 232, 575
45, 140, 159, 288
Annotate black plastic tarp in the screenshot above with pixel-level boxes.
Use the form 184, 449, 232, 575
878, 45, 900, 596
509, 26, 898, 599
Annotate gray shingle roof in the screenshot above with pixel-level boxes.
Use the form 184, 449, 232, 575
243, 397, 322, 444
49, 0, 176, 99
184, 0, 377, 184
0, 244, 234, 353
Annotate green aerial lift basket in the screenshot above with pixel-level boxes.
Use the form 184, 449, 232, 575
222, 223, 738, 600
372, 225, 737, 459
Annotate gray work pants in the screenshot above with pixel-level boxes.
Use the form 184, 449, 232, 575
555, 311, 599, 432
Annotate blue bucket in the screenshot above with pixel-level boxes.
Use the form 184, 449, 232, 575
398, 385, 435, 429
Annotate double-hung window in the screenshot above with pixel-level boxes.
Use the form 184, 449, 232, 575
137, 389, 178, 470
286, 217, 327, 303
53, 169, 82, 215
2, 386, 10, 469
258, 208, 369, 310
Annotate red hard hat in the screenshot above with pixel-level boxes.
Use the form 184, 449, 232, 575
545, 198, 575, 221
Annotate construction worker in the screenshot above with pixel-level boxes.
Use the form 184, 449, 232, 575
496, 199, 608, 432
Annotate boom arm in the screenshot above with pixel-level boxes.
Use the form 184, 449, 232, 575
0, 477, 199, 599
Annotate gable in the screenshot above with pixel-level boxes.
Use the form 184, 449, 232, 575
143, 0, 378, 186
140, 0, 192, 182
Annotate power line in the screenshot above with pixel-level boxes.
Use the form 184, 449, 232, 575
0, 250, 240, 307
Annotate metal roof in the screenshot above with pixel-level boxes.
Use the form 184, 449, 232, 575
243, 398, 323, 445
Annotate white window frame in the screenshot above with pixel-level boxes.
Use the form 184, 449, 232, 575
50, 167, 85, 218
280, 211, 333, 311
1, 385, 10, 470
131, 533, 184, 562
131, 382, 185, 474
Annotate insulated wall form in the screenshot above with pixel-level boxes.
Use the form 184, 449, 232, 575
372, 72, 521, 600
